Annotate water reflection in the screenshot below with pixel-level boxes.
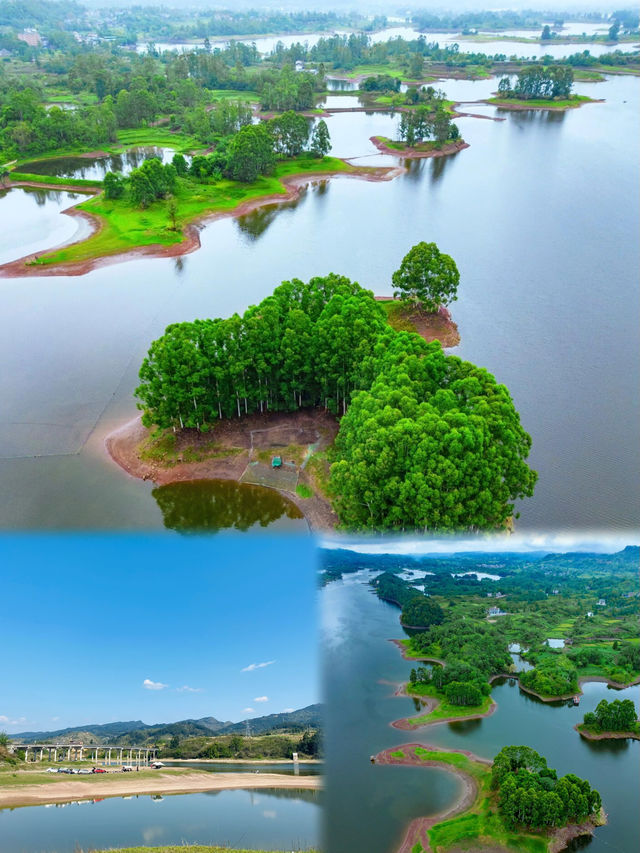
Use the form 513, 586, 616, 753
20, 147, 179, 181
236, 190, 307, 240
152, 479, 305, 532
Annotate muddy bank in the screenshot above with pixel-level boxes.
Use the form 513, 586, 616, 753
370, 136, 469, 159
105, 409, 339, 532
0, 164, 402, 278
485, 97, 603, 112
389, 639, 446, 667
0, 770, 321, 809
376, 298, 460, 347
575, 724, 640, 741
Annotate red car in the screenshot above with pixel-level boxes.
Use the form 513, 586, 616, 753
92, 767, 107, 773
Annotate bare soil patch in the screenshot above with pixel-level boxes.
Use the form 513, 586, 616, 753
106, 408, 339, 531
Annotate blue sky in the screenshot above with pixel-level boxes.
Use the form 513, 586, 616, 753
0, 535, 318, 734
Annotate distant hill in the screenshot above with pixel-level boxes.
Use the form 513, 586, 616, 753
11, 705, 322, 745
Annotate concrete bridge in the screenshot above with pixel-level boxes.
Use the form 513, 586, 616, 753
10, 743, 159, 766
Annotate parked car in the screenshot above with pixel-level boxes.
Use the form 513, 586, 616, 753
45, 767, 59, 773
59, 768, 72, 774
122, 765, 135, 772
92, 767, 107, 773
77, 768, 92, 774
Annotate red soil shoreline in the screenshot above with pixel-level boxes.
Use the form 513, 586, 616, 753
0, 165, 402, 279
105, 410, 340, 532
375, 743, 488, 853
370, 136, 469, 159
574, 724, 640, 741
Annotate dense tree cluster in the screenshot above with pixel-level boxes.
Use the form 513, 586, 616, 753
583, 699, 638, 732
492, 745, 601, 829
0, 88, 117, 159
137, 265, 536, 531
331, 332, 536, 531
401, 597, 445, 629
136, 274, 387, 428
398, 104, 460, 147
498, 65, 574, 100
519, 656, 578, 696
409, 618, 511, 699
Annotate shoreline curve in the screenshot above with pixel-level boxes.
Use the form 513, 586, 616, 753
0, 165, 403, 279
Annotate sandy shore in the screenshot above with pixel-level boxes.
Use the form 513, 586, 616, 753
105, 409, 339, 532
0, 165, 402, 278
0, 770, 321, 809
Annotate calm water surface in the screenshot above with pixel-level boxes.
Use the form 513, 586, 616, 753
0, 787, 320, 852
164, 761, 322, 775
0, 75, 637, 530
20, 147, 178, 181
322, 572, 640, 853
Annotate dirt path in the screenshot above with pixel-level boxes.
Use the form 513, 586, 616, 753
0, 770, 321, 808
105, 409, 339, 532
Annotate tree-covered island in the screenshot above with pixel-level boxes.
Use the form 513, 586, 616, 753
577, 698, 640, 740
374, 743, 605, 853
127, 249, 538, 533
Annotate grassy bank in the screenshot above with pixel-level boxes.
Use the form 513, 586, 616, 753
92, 847, 319, 853
10, 173, 103, 189
487, 94, 595, 110
24, 155, 363, 268
407, 683, 493, 725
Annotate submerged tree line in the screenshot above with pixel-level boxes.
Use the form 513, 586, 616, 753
136, 257, 537, 532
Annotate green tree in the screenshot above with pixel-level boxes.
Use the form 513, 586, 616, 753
225, 124, 276, 182
392, 241, 460, 312
103, 171, 125, 200
310, 119, 331, 157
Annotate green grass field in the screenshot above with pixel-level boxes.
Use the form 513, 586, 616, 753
27, 155, 361, 268
407, 683, 493, 725
488, 94, 595, 109
93, 848, 319, 853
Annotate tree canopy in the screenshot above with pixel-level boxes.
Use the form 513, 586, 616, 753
137, 270, 536, 532
392, 242, 460, 312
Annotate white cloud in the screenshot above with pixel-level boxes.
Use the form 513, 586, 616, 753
282, 708, 294, 713
254, 696, 269, 703
51, 716, 60, 722
143, 678, 168, 691
321, 533, 638, 556
0, 715, 27, 726
241, 660, 276, 672
263, 810, 277, 819
243, 707, 255, 713
176, 686, 203, 693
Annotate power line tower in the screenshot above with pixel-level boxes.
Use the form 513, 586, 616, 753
245, 720, 251, 738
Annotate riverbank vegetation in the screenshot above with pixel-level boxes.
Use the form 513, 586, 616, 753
160, 730, 321, 761
380, 743, 604, 853
135, 264, 536, 532
579, 698, 639, 737
349, 545, 640, 700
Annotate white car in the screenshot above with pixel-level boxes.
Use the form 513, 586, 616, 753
45, 767, 59, 773
77, 768, 92, 774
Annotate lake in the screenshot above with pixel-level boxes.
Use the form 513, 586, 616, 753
0, 74, 638, 531
164, 761, 322, 776
321, 570, 640, 853
0, 787, 321, 853
19, 147, 179, 181
136, 24, 639, 59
